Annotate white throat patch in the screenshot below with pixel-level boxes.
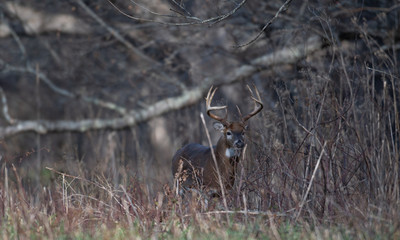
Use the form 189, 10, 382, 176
225, 148, 240, 158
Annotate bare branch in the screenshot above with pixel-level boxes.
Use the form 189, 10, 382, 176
0, 80, 210, 138
75, 0, 158, 65
5, 20, 27, 59
208, 0, 248, 26
226, 35, 321, 82
0, 59, 129, 115
75, 0, 181, 92
107, 0, 246, 26
0, 87, 14, 124
170, 0, 193, 17
236, 0, 294, 48
127, 0, 184, 19
0, 36, 322, 138
295, 142, 327, 222
200, 113, 229, 219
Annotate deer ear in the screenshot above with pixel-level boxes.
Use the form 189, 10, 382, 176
213, 122, 225, 132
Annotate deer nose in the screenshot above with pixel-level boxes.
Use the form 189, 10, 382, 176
234, 140, 245, 148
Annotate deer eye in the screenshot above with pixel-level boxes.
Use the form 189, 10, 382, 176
241, 132, 245, 136
226, 131, 232, 136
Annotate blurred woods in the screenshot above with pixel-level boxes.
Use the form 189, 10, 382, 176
0, 0, 399, 216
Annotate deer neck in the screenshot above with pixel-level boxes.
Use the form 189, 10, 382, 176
215, 137, 241, 164
214, 137, 241, 188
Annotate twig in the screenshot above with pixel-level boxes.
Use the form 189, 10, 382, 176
236, 0, 294, 48
295, 142, 327, 222
47, 167, 95, 184
242, 192, 248, 224
46, 167, 132, 216
200, 113, 229, 221
127, 0, 188, 19
183, 209, 293, 217
108, 0, 200, 24
0, 87, 14, 124
46, 167, 121, 199
75, 0, 157, 65
76, 0, 182, 92
107, 0, 245, 26
267, 210, 282, 240
120, 185, 145, 231
5, 19, 27, 59
366, 66, 400, 79
170, 0, 193, 17
4, 167, 9, 213
209, 0, 248, 26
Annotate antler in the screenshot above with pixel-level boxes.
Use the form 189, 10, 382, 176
206, 86, 228, 124
242, 85, 263, 122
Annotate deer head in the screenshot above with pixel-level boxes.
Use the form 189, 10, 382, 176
206, 85, 263, 158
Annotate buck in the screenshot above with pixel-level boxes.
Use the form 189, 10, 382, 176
171, 85, 263, 196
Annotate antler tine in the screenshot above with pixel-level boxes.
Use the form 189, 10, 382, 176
242, 84, 263, 122
206, 86, 228, 123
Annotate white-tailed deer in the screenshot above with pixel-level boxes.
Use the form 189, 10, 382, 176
171, 85, 263, 196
